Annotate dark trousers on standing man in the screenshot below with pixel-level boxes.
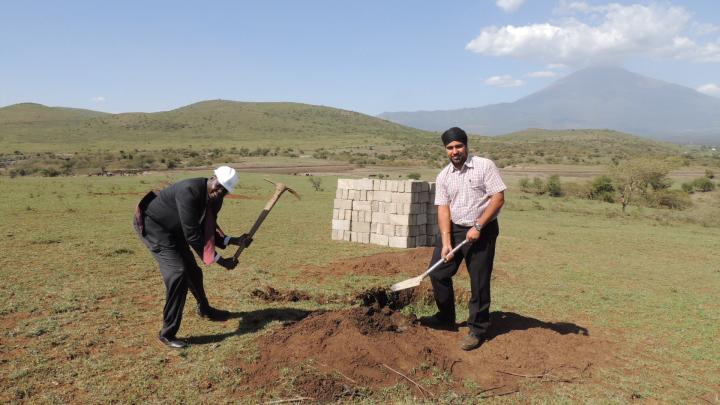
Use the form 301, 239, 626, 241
134, 215, 210, 338
428, 219, 499, 337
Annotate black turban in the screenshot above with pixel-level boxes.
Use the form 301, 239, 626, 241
441, 127, 468, 146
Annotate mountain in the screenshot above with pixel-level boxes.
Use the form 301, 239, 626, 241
0, 100, 431, 152
379, 66, 720, 144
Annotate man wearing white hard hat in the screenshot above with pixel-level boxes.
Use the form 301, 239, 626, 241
133, 166, 252, 349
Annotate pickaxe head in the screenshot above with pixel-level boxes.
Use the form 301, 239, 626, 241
264, 178, 302, 200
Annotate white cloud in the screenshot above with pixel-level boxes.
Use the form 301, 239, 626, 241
697, 83, 720, 97
467, 2, 720, 65
526, 71, 557, 78
485, 75, 524, 87
496, 0, 525, 13
91, 96, 106, 103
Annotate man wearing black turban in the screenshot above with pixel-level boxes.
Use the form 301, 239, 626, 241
420, 127, 507, 351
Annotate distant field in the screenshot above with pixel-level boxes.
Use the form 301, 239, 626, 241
1, 172, 718, 403
2, 102, 718, 177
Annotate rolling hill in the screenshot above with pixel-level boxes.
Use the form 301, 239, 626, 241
379, 66, 720, 145
0, 100, 432, 152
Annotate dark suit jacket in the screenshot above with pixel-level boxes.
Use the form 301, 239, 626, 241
143, 178, 228, 257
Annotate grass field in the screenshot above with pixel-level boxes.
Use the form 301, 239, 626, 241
1, 170, 718, 403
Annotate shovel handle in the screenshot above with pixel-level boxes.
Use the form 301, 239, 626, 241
420, 239, 469, 279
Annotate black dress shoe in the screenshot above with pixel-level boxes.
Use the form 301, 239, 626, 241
158, 334, 188, 349
196, 305, 230, 321
418, 313, 456, 330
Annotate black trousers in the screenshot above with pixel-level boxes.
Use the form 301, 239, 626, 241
428, 219, 499, 336
134, 215, 210, 338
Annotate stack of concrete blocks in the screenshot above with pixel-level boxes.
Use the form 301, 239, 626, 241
331, 179, 438, 248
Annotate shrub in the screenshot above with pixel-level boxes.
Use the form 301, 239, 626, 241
532, 177, 545, 195
407, 172, 421, 180
518, 177, 531, 193
681, 182, 694, 193
705, 169, 715, 179
589, 175, 616, 203
692, 177, 716, 192
545, 175, 563, 197
645, 189, 692, 210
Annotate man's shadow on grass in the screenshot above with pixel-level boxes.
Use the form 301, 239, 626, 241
482, 311, 589, 340
185, 308, 312, 345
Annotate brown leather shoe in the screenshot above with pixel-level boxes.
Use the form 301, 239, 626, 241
459, 333, 484, 351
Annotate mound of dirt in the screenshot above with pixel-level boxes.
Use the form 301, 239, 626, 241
233, 289, 613, 401
250, 286, 311, 302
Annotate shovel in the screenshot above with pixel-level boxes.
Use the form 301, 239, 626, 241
390, 239, 469, 292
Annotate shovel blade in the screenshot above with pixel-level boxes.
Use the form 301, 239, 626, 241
390, 275, 423, 292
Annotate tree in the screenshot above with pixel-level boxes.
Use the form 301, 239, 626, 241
309, 176, 322, 192
610, 159, 672, 213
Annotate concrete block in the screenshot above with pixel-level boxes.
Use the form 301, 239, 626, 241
409, 203, 426, 214
391, 192, 413, 204
332, 209, 340, 220
413, 214, 428, 226
333, 199, 353, 210
354, 232, 370, 244
389, 214, 411, 226
388, 180, 399, 192
381, 202, 397, 214
414, 191, 429, 204
343, 231, 352, 241
370, 222, 379, 233
337, 179, 351, 190
383, 223, 395, 236
373, 190, 392, 202
394, 225, 409, 237
351, 221, 371, 233
371, 201, 380, 212
370, 233, 389, 246
356, 178, 374, 190
409, 181, 424, 192
389, 236, 415, 249
353, 200, 371, 211
331, 229, 344, 240
344, 209, 353, 220
371, 211, 388, 224
332, 219, 351, 231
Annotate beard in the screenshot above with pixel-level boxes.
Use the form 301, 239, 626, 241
450, 153, 467, 166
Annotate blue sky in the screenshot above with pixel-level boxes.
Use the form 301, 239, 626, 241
2, 0, 719, 115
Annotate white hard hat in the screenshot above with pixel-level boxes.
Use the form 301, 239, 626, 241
214, 166, 238, 193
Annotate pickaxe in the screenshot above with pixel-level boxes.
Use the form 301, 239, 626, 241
233, 179, 301, 261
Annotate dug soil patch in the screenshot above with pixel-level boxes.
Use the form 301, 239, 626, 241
233, 289, 614, 401
294, 247, 510, 282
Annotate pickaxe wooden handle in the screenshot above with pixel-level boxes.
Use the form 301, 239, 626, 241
233, 179, 301, 261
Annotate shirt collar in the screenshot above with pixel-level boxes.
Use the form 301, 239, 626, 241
450, 155, 474, 172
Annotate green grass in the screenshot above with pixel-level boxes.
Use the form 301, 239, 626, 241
2, 102, 718, 177
0, 172, 718, 403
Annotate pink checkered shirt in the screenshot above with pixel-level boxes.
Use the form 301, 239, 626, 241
435, 155, 507, 226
